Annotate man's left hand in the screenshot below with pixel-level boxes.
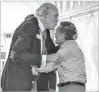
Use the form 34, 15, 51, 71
31, 66, 39, 75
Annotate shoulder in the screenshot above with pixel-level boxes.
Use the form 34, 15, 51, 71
25, 14, 34, 21
66, 40, 79, 51
16, 16, 39, 36
57, 41, 79, 55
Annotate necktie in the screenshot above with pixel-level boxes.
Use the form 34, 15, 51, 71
45, 29, 50, 39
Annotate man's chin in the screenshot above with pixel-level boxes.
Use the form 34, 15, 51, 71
55, 42, 58, 45
50, 27, 55, 30
50, 25, 56, 30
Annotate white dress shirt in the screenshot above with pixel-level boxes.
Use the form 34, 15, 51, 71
35, 15, 46, 67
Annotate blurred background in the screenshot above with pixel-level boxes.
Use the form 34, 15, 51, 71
0, 1, 99, 91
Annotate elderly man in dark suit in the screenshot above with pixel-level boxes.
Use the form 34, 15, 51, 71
1, 3, 59, 91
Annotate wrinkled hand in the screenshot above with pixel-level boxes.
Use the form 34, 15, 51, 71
46, 54, 57, 63
31, 66, 39, 75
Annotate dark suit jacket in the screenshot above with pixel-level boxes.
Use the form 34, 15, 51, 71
1, 14, 59, 91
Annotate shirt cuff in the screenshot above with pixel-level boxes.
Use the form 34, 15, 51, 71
41, 55, 46, 67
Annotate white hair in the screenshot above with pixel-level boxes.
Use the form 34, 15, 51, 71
35, 3, 57, 17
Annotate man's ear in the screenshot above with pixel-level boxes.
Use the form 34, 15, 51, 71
39, 14, 45, 21
40, 13, 46, 19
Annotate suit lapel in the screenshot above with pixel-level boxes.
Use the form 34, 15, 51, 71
33, 17, 41, 54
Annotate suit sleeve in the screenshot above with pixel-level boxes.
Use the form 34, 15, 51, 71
12, 21, 41, 67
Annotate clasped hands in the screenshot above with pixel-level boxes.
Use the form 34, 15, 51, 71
32, 54, 57, 75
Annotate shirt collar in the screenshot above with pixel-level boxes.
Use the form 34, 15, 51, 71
35, 15, 45, 32
60, 40, 75, 48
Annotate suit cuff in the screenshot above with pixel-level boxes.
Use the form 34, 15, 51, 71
41, 55, 46, 67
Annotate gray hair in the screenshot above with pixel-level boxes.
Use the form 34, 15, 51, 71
59, 21, 78, 40
35, 3, 57, 17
